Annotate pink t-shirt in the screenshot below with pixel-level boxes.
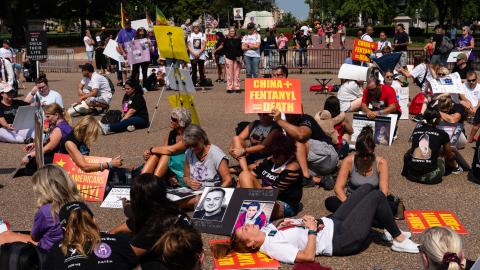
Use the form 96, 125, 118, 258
277, 36, 288, 49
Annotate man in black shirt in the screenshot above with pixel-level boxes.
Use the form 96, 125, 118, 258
393, 24, 409, 68
0, 83, 32, 143
431, 25, 448, 66
272, 108, 338, 189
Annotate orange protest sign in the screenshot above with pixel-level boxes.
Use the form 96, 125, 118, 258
210, 239, 280, 269
244, 78, 302, 114
53, 153, 111, 202
351, 38, 377, 63
404, 210, 468, 234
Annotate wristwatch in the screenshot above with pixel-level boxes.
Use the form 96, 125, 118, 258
308, 229, 318, 235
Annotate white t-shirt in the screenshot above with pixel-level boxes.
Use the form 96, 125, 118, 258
81, 72, 112, 97
259, 218, 334, 264
83, 36, 94, 52
35, 89, 64, 108
300, 25, 309, 36
188, 32, 206, 60
185, 144, 228, 188
242, 33, 261, 58
463, 82, 480, 107
361, 34, 373, 43
337, 81, 363, 112
410, 63, 433, 92
0, 48, 14, 60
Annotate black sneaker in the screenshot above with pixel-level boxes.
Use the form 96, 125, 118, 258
452, 165, 464, 175
320, 174, 335, 190
412, 114, 423, 122
226, 90, 233, 93
302, 176, 315, 188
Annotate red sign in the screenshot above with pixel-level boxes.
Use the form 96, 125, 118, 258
210, 239, 280, 269
244, 78, 302, 114
404, 210, 468, 234
206, 34, 217, 52
351, 38, 377, 63
53, 153, 111, 202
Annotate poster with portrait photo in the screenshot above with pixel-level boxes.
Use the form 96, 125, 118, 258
233, 8, 243, 21
232, 201, 274, 233
193, 38, 201, 50
374, 121, 390, 145
352, 113, 397, 146
192, 188, 278, 235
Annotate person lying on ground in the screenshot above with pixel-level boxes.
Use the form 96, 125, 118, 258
0, 82, 33, 143
402, 105, 463, 184
337, 79, 364, 113
325, 126, 402, 220
0, 165, 83, 252
315, 95, 353, 160
68, 63, 113, 116
99, 79, 149, 135
419, 226, 480, 270
180, 124, 232, 209
230, 113, 281, 172
212, 184, 418, 265
141, 108, 192, 185
237, 133, 302, 220
24, 76, 64, 107
108, 174, 193, 258
271, 107, 338, 189
57, 116, 122, 172
22, 103, 72, 172
45, 202, 138, 270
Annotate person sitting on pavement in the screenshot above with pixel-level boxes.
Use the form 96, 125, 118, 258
459, 71, 480, 117
58, 115, 123, 172
337, 80, 364, 113
315, 95, 353, 160
22, 103, 72, 173
99, 79, 149, 135
237, 133, 303, 220
212, 184, 419, 265
0, 165, 83, 252
230, 113, 282, 172
141, 108, 192, 186
24, 76, 64, 107
436, 95, 467, 149
324, 126, 402, 222
402, 105, 463, 184
452, 52, 474, 80
419, 226, 480, 270
0, 82, 33, 143
271, 107, 338, 189
68, 63, 113, 116
180, 124, 232, 209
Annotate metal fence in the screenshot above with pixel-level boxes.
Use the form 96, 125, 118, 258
39, 48, 76, 73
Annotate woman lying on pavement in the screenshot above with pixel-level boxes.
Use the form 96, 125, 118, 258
212, 184, 418, 265
141, 108, 192, 185
237, 133, 302, 220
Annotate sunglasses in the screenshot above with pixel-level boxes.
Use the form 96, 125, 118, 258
273, 73, 284, 77
438, 73, 446, 76
385, 76, 394, 79
468, 79, 477, 83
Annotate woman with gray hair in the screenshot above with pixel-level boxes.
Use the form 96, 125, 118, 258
142, 108, 192, 185
180, 124, 232, 209
456, 26, 475, 65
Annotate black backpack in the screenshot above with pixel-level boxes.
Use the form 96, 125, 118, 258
0, 241, 47, 270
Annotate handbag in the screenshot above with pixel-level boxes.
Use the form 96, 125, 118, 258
100, 110, 122, 124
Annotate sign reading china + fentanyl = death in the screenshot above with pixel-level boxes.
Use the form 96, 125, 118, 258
352, 38, 377, 63
404, 210, 468, 234
245, 78, 302, 114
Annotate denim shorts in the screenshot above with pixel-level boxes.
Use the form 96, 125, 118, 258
218, 55, 225, 65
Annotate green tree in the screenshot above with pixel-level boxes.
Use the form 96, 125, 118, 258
276, 12, 298, 27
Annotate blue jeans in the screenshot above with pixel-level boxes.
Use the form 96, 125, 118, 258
298, 48, 308, 66
109, 116, 148, 133
244, 56, 260, 78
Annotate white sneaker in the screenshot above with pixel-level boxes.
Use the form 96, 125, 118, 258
98, 121, 110, 135
391, 238, 419, 253
382, 230, 412, 242
127, 125, 136, 132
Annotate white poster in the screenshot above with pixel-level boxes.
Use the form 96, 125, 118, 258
338, 64, 369, 81
447, 50, 471, 63
100, 188, 130, 209
398, 86, 409, 120
12, 106, 36, 130
103, 39, 125, 63
131, 18, 149, 30
352, 113, 398, 146
429, 72, 464, 94
166, 67, 196, 92
233, 8, 244, 21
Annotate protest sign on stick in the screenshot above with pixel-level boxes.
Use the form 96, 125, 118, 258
245, 78, 302, 114
351, 39, 377, 63
53, 153, 111, 202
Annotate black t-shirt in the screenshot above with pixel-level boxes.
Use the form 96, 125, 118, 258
0, 100, 30, 124
253, 158, 303, 211
447, 104, 466, 123
122, 93, 149, 123
58, 132, 90, 156
298, 35, 308, 49
45, 233, 138, 270
452, 63, 474, 79
297, 114, 333, 145
433, 34, 444, 55
393, 32, 409, 52
409, 125, 450, 174
223, 38, 242, 61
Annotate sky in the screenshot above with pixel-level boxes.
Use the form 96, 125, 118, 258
276, 0, 309, 20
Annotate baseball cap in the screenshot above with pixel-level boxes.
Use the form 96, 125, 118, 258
457, 53, 467, 61
0, 82, 13, 93
247, 22, 256, 30
80, 63, 95, 72
59, 202, 93, 229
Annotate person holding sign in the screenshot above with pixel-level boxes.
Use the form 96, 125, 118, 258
212, 184, 418, 264
0, 82, 32, 143
403, 105, 461, 184
58, 116, 122, 172
116, 19, 136, 86
130, 27, 152, 90
456, 26, 475, 65
0, 165, 83, 252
